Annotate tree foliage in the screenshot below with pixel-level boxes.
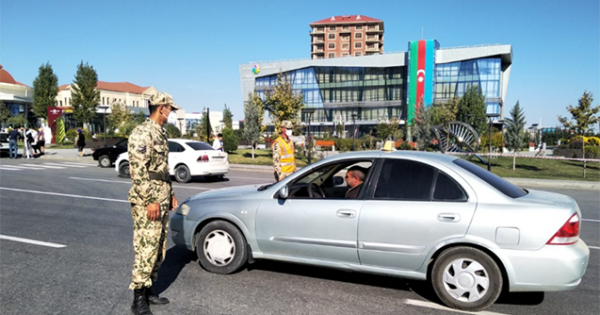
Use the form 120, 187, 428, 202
107, 103, 131, 135
223, 104, 233, 129
430, 97, 459, 126
197, 112, 213, 142
504, 101, 527, 170
377, 118, 404, 140
71, 61, 100, 127
243, 93, 264, 158
412, 99, 433, 150
263, 73, 304, 132
32, 62, 59, 119
56, 117, 65, 144
558, 91, 600, 135
456, 85, 487, 136
0, 100, 11, 127
7, 114, 26, 128
165, 123, 181, 138
222, 127, 238, 153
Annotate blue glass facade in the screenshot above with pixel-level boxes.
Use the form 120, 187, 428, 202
255, 66, 406, 123
434, 57, 502, 115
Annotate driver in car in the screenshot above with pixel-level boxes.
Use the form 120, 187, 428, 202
345, 166, 366, 199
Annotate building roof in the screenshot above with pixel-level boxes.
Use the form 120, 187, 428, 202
310, 15, 382, 25
58, 81, 151, 93
0, 65, 27, 86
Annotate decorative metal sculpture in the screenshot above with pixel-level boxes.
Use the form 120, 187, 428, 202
432, 121, 487, 164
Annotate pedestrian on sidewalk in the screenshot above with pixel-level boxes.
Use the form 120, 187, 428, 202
7, 126, 19, 159
75, 129, 86, 157
36, 127, 45, 155
24, 127, 34, 159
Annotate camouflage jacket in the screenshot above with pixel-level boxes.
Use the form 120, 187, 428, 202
127, 119, 174, 206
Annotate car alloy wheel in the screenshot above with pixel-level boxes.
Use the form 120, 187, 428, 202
175, 165, 191, 183
204, 229, 235, 267
431, 246, 502, 312
99, 155, 111, 168
119, 162, 130, 178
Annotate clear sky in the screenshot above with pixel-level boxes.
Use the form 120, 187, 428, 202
1, 0, 598, 129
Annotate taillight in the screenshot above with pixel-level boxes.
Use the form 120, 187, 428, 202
547, 213, 580, 245
197, 155, 209, 162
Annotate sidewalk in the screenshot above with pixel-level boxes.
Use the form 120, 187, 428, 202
37, 148, 598, 190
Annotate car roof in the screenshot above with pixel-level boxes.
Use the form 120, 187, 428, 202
324, 150, 459, 165
168, 138, 209, 144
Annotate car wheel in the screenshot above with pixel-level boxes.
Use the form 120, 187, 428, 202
118, 162, 130, 178
195, 220, 248, 274
98, 155, 111, 168
431, 246, 503, 312
175, 165, 191, 183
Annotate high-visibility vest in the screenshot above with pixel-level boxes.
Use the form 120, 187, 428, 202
275, 137, 295, 174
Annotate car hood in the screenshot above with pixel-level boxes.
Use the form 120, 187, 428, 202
188, 183, 271, 202
518, 189, 576, 209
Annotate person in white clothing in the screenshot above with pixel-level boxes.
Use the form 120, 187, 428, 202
212, 133, 223, 151
24, 128, 35, 159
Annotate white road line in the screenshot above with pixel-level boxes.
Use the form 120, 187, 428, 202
0, 187, 129, 203
403, 299, 511, 315
228, 176, 272, 181
0, 164, 46, 170
0, 235, 66, 248
60, 162, 96, 166
21, 164, 65, 169
589, 246, 600, 250
67, 177, 211, 190
43, 162, 88, 168
583, 219, 600, 223
0, 166, 20, 171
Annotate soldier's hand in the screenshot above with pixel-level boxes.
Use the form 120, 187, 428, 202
171, 196, 178, 211
147, 203, 160, 221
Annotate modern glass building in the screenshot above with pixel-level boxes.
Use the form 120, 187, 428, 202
239, 40, 512, 136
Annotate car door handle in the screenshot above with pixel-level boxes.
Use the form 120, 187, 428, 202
336, 210, 356, 218
437, 213, 461, 222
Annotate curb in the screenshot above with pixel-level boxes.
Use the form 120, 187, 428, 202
504, 178, 599, 190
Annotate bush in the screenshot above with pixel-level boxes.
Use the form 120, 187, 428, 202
222, 128, 238, 153
333, 138, 365, 151
66, 128, 91, 143
398, 142, 413, 150
569, 140, 584, 150
584, 146, 600, 159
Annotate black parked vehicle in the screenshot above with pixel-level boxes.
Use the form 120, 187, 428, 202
92, 138, 128, 167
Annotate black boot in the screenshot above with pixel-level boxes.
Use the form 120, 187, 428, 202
146, 287, 170, 305
131, 288, 153, 315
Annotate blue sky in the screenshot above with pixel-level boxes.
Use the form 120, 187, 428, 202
1, 0, 598, 129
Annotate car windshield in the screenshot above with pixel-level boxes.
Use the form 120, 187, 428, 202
453, 158, 528, 198
185, 142, 214, 151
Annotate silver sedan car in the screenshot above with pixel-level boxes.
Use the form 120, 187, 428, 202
170, 150, 589, 312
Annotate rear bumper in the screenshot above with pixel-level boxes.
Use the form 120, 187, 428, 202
187, 163, 230, 176
501, 239, 589, 292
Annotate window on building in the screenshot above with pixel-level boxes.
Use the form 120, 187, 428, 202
355, 52, 362, 56
342, 26, 350, 31
356, 25, 363, 30
328, 53, 336, 58
341, 35, 349, 41
342, 43, 349, 50
355, 32, 363, 39
59, 101, 63, 106
328, 33, 336, 40
355, 42, 362, 49
329, 26, 336, 31
341, 53, 349, 57
328, 43, 335, 49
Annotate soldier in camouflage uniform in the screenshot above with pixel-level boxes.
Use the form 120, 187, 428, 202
272, 120, 296, 181
128, 92, 179, 315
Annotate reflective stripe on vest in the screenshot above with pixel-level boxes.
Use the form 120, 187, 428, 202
276, 137, 295, 173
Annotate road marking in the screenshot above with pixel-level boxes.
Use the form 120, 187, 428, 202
0, 166, 21, 171
0, 164, 46, 170
589, 246, 600, 250
21, 164, 65, 169
228, 176, 272, 181
68, 177, 211, 190
582, 219, 600, 223
0, 234, 66, 248
60, 162, 96, 166
403, 299, 511, 315
43, 162, 88, 168
0, 187, 129, 203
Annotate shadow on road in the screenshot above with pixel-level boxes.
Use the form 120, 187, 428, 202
496, 291, 545, 306
152, 246, 197, 295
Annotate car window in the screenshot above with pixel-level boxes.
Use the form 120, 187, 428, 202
453, 159, 527, 198
168, 141, 185, 152
116, 139, 128, 147
296, 163, 338, 185
185, 142, 214, 151
374, 159, 435, 201
0, 133, 7, 142
433, 172, 467, 201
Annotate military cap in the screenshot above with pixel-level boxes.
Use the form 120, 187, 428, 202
281, 120, 293, 128
149, 92, 180, 110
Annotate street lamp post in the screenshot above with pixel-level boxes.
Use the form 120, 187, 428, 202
178, 117, 184, 136
351, 113, 359, 151
203, 107, 210, 142
98, 105, 109, 147
302, 108, 316, 164
486, 113, 501, 171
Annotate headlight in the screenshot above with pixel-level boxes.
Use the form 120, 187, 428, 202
176, 203, 191, 216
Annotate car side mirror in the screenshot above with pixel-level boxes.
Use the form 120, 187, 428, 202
333, 176, 345, 186
278, 185, 289, 199
113, 145, 117, 148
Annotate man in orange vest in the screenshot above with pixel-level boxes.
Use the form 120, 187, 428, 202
272, 120, 296, 181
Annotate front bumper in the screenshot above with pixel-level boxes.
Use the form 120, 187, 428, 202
501, 239, 589, 292
170, 213, 195, 251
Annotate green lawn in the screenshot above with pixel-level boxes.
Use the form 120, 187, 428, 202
227, 149, 314, 167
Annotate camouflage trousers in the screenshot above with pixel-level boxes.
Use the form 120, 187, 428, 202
129, 201, 170, 290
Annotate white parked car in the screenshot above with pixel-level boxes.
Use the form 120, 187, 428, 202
115, 139, 229, 183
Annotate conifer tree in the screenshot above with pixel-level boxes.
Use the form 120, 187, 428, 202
71, 61, 100, 127
558, 91, 600, 135
504, 101, 527, 170
32, 62, 59, 120
456, 85, 487, 136
223, 104, 233, 129
243, 93, 264, 159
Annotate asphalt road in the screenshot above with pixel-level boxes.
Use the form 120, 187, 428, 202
0, 157, 598, 315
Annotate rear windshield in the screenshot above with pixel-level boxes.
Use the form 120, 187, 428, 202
453, 159, 528, 198
186, 142, 214, 151
0, 133, 7, 142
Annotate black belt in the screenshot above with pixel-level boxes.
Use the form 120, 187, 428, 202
148, 171, 170, 182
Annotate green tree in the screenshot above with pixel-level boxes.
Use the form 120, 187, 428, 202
222, 127, 238, 153
107, 102, 131, 135
71, 61, 100, 127
32, 62, 59, 120
558, 91, 600, 135
411, 99, 433, 150
430, 97, 459, 126
56, 117, 66, 144
165, 124, 181, 138
263, 73, 304, 132
504, 101, 527, 170
377, 117, 404, 141
0, 100, 11, 127
243, 93, 263, 159
197, 112, 213, 142
456, 85, 487, 136
7, 114, 26, 128
223, 104, 233, 129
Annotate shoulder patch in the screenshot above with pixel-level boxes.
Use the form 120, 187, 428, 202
137, 145, 147, 154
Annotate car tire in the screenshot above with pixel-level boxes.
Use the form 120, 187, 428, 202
175, 165, 191, 183
118, 162, 130, 178
195, 220, 248, 274
98, 155, 111, 168
431, 246, 503, 312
